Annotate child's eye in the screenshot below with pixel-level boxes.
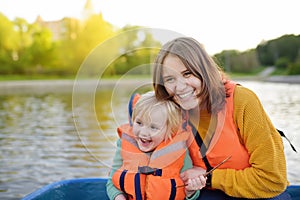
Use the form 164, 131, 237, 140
150, 125, 159, 130
135, 120, 142, 126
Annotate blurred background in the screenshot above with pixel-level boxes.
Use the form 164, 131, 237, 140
0, 0, 300, 78
0, 0, 300, 199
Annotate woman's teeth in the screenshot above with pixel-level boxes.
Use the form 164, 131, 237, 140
178, 91, 193, 99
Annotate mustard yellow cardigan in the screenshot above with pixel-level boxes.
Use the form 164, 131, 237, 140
196, 85, 289, 198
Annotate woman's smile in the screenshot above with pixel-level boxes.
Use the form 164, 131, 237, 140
162, 54, 202, 111
177, 90, 195, 99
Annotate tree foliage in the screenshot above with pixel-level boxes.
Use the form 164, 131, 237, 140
0, 12, 163, 77
1, 11, 299, 76
256, 34, 300, 74
214, 49, 260, 73
215, 34, 300, 75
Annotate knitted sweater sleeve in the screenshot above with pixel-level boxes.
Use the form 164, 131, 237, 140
212, 85, 288, 198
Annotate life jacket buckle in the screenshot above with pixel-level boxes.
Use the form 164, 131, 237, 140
138, 166, 162, 176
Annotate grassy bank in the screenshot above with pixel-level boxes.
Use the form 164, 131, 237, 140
0, 74, 76, 81
0, 74, 152, 81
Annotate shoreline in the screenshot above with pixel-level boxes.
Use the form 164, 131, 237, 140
232, 75, 300, 84
0, 76, 299, 95
0, 79, 152, 95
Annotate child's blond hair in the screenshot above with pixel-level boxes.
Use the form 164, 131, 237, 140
132, 91, 182, 141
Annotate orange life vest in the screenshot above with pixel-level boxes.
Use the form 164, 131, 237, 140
112, 124, 192, 200
186, 81, 251, 174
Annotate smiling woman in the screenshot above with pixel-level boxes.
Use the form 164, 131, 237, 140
162, 54, 203, 111
152, 37, 295, 199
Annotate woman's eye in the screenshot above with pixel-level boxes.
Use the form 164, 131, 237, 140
183, 71, 192, 78
163, 77, 175, 83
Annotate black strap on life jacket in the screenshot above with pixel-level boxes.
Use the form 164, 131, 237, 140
138, 166, 162, 176
277, 129, 297, 153
189, 121, 213, 187
134, 173, 142, 200
169, 179, 176, 200
119, 170, 143, 200
120, 170, 127, 192
189, 121, 213, 171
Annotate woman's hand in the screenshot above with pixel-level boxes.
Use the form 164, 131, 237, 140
180, 166, 206, 182
114, 194, 127, 200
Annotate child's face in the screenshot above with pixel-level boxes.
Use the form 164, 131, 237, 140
132, 105, 168, 152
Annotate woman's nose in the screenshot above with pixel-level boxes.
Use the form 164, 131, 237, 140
176, 77, 187, 91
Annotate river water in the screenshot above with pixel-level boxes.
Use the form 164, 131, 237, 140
0, 80, 299, 199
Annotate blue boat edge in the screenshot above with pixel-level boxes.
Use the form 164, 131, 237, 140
22, 177, 110, 200
22, 177, 300, 200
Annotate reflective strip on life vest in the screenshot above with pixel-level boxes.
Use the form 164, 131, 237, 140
151, 140, 187, 160
122, 133, 138, 147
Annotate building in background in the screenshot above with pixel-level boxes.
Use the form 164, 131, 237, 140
35, 0, 95, 41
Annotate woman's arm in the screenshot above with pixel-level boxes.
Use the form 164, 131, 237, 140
212, 86, 288, 198
106, 139, 126, 200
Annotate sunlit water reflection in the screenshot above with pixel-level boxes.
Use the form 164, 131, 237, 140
0, 80, 299, 199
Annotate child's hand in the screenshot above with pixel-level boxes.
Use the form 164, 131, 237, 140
180, 166, 206, 182
185, 175, 207, 197
114, 194, 126, 200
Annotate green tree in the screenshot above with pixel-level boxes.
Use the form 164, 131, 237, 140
0, 13, 18, 74
25, 22, 56, 74
287, 51, 300, 75
12, 17, 35, 73
106, 27, 161, 76
256, 34, 300, 67
71, 13, 115, 74
54, 17, 81, 75
215, 49, 260, 73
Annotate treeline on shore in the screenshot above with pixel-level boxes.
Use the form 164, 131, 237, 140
1, 12, 300, 79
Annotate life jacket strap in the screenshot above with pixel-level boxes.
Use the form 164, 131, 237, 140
134, 173, 143, 200
119, 170, 127, 193
138, 166, 162, 176
169, 179, 176, 200
277, 129, 297, 153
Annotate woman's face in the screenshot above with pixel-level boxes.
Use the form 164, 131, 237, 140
162, 54, 202, 110
132, 105, 168, 152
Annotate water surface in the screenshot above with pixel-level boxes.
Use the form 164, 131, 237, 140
0, 80, 299, 199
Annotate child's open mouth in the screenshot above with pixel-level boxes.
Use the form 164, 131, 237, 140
139, 138, 152, 144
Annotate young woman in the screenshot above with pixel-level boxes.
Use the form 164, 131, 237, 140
152, 37, 291, 199
107, 91, 206, 200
